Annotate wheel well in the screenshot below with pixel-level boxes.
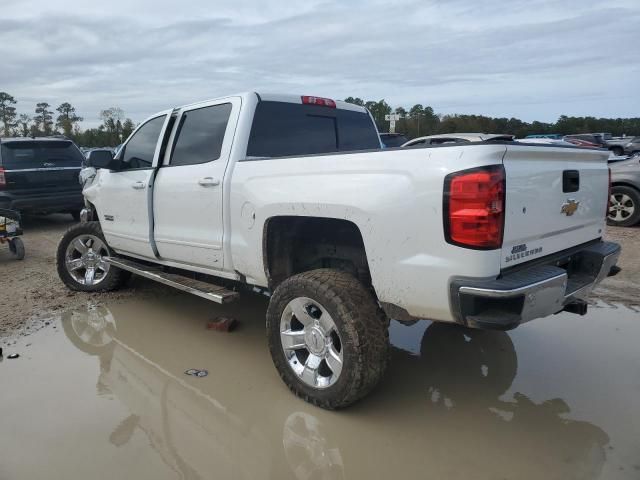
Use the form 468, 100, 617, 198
611, 182, 640, 192
264, 216, 371, 289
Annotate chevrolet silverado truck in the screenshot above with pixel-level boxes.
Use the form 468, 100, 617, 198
56, 92, 621, 409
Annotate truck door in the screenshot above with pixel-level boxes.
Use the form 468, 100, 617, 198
95, 112, 171, 259
152, 98, 240, 269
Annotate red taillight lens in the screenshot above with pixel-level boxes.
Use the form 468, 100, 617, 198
0, 167, 5, 188
301, 95, 336, 108
444, 165, 505, 249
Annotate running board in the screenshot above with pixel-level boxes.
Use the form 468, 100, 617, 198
105, 256, 240, 304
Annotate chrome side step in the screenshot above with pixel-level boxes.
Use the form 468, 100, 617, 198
105, 256, 240, 304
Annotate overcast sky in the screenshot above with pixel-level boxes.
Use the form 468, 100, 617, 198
2, 0, 639, 128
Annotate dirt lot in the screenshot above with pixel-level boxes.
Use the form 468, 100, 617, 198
0, 214, 638, 337
0, 214, 167, 336
1, 215, 639, 480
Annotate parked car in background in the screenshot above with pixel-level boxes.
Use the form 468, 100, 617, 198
0, 137, 84, 220
379, 133, 407, 148
516, 138, 577, 146
604, 137, 631, 156
564, 134, 606, 147
402, 133, 514, 147
619, 137, 640, 156
563, 137, 600, 148
609, 156, 640, 226
84, 147, 116, 161
525, 134, 563, 140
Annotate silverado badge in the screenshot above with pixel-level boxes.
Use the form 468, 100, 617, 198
561, 199, 579, 216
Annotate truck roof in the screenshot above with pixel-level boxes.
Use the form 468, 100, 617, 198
0, 136, 72, 144
180, 92, 367, 113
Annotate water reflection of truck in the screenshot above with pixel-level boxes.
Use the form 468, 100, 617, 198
62, 302, 610, 480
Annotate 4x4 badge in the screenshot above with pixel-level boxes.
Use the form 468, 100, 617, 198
561, 199, 579, 216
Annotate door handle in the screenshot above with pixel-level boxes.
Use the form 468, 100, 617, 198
132, 181, 146, 190
198, 177, 220, 187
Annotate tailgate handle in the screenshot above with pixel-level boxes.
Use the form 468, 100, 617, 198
563, 170, 579, 193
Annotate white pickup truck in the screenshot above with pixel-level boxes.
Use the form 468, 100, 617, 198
57, 92, 620, 408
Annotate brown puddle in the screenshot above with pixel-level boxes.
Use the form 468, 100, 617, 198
1, 294, 639, 479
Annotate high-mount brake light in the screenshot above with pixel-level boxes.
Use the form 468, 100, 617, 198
0, 167, 6, 188
301, 96, 336, 108
443, 165, 505, 250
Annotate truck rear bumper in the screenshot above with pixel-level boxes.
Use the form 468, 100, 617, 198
449, 241, 621, 330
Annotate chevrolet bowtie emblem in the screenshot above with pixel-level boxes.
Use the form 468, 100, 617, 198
561, 199, 579, 216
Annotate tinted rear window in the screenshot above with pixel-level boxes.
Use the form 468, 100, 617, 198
247, 102, 380, 158
0, 141, 84, 169
170, 103, 232, 166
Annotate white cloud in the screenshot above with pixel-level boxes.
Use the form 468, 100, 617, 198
1, 0, 638, 127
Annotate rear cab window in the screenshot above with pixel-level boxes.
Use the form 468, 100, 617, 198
170, 103, 232, 166
247, 101, 380, 158
0, 141, 85, 169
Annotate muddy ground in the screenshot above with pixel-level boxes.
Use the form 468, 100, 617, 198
0, 214, 638, 337
0, 214, 171, 336
1, 215, 639, 480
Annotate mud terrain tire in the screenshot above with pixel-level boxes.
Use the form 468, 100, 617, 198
266, 269, 389, 409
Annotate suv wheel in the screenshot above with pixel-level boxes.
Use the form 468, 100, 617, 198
266, 269, 389, 409
608, 186, 640, 227
56, 221, 131, 291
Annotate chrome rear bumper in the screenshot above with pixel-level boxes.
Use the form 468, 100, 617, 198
450, 241, 621, 330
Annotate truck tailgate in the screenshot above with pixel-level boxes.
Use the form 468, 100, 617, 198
501, 145, 609, 269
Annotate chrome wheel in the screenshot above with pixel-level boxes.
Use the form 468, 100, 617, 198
280, 297, 343, 389
609, 193, 636, 222
64, 234, 110, 286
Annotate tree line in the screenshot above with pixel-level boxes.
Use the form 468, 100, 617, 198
345, 97, 640, 138
2, 90, 638, 146
0, 92, 136, 147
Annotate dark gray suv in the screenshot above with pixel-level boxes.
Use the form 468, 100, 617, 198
609, 156, 640, 226
0, 137, 84, 219
621, 137, 640, 156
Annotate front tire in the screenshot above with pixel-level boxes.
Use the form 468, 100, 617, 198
608, 185, 640, 227
56, 221, 130, 292
266, 269, 389, 409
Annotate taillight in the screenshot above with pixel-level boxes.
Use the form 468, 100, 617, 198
443, 165, 505, 249
0, 167, 5, 188
301, 96, 336, 108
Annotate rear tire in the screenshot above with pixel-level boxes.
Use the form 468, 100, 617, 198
610, 147, 623, 157
266, 269, 389, 409
607, 185, 640, 227
56, 221, 131, 292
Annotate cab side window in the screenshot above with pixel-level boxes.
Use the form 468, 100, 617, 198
119, 115, 166, 170
170, 103, 232, 166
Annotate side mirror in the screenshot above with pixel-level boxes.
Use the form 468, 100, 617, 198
86, 150, 118, 170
